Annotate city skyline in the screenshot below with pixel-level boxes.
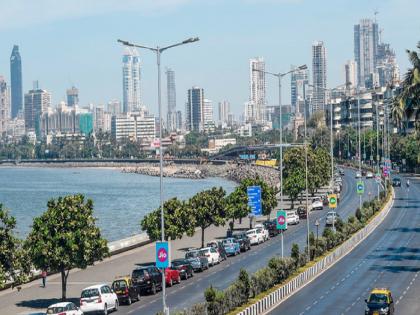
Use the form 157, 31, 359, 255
0, 0, 418, 117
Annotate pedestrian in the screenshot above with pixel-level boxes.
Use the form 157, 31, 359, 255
41, 270, 47, 288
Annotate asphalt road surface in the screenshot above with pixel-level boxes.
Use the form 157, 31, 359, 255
268, 176, 419, 315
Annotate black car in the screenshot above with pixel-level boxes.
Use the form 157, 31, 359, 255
232, 232, 252, 251
392, 177, 401, 187
171, 259, 194, 280
297, 206, 307, 219
131, 265, 162, 295
263, 220, 279, 237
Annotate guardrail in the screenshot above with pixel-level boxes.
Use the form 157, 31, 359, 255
237, 188, 395, 315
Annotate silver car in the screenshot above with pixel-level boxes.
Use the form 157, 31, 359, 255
326, 211, 339, 226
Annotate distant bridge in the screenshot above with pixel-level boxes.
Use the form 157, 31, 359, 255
209, 143, 304, 160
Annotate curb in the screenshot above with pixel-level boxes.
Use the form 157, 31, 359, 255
236, 188, 395, 315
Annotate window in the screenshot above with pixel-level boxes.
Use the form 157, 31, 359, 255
81, 288, 99, 298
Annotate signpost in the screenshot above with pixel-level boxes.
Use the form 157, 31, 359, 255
247, 186, 262, 216
156, 242, 170, 269
328, 194, 337, 208
276, 210, 287, 258
356, 181, 364, 195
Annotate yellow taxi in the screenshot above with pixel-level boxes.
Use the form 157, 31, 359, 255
365, 288, 394, 315
111, 276, 140, 305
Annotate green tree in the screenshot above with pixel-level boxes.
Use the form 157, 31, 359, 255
140, 198, 196, 241
0, 205, 29, 289
225, 186, 250, 229
25, 194, 109, 300
188, 187, 226, 248
283, 170, 305, 208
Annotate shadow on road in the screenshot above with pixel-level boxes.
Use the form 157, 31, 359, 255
369, 265, 420, 273
16, 297, 79, 309
387, 227, 420, 233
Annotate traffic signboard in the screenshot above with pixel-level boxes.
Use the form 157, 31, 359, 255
375, 173, 381, 183
156, 242, 170, 268
276, 210, 287, 230
356, 181, 364, 195
328, 194, 337, 208
247, 186, 262, 216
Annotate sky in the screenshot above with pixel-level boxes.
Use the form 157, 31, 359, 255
0, 0, 419, 118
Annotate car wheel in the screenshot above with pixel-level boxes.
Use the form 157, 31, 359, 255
151, 283, 157, 295
136, 292, 141, 301
127, 295, 132, 305
177, 275, 181, 284
114, 300, 119, 311
168, 278, 173, 287
103, 304, 108, 315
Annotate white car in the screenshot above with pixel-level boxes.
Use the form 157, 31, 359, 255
46, 302, 83, 315
246, 228, 265, 245
254, 224, 270, 241
80, 284, 118, 315
366, 171, 374, 179
311, 198, 323, 211
326, 211, 340, 226
199, 247, 220, 266
286, 211, 300, 225
355, 171, 362, 178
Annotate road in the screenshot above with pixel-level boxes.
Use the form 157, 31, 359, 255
0, 168, 377, 315
268, 176, 419, 315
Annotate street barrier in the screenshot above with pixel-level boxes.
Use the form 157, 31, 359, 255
237, 188, 395, 315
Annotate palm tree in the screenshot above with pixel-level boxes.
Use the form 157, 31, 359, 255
393, 41, 420, 133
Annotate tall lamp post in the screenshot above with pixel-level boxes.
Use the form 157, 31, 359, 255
118, 37, 199, 315
314, 219, 320, 258
253, 64, 307, 260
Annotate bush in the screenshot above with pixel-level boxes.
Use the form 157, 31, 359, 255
250, 267, 276, 297
236, 269, 250, 305
355, 207, 363, 222
291, 243, 300, 266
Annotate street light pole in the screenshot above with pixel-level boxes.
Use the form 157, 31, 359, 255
118, 37, 199, 315
357, 88, 362, 211
315, 219, 320, 259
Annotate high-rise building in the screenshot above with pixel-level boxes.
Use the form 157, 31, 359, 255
218, 100, 230, 125
24, 82, 51, 134
122, 47, 141, 113
185, 86, 204, 132
345, 60, 358, 91
354, 19, 379, 88
248, 57, 266, 123
203, 98, 215, 132
107, 100, 122, 116
166, 68, 177, 132
0, 77, 10, 137
66, 86, 79, 106
291, 66, 309, 114
176, 110, 183, 131
10, 45, 23, 119
312, 41, 327, 113
376, 43, 400, 87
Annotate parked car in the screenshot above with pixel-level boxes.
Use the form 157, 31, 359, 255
311, 197, 323, 211
356, 171, 362, 178
392, 177, 401, 187
185, 250, 209, 271
171, 259, 194, 280
362, 170, 367, 176
131, 265, 162, 295
222, 238, 241, 256
262, 220, 280, 237
232, 232, 252, 251
255, 224, 270, 241
339, 169, 345, 176
111, 276, 140, 305
80, 284, 118, 315
46, 302, 83, 315
326, 211, 340, 226
366, 171, 374, 179
322, 194, 329, 206
297, 206, 308, 219
246, 228, 264, 245
286, 210, 300, 225
199, 247, 220, 266
206, 240, 228, 261
164, 268, 181, 287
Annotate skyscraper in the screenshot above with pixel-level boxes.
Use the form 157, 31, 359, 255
185, 87, 204, 132
166, 68, 177, 132
291, 66, 309, 114
10, 45, 23, 119
354, 19, 379, 88
345, 60, 358, 92
218, 100, 230, 125
312, 41, 327, 113
24, 82, 51, 134
0, 77, 10, 137
122, 47, 141, 113
66, 86, 79, 106
249, 57, 266, 123
203, 98, 214, 131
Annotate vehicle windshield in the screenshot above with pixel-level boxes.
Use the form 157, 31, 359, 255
112, 280, 127, 290
368, 293, 388, 303
46, 307, 66, 314
81, 288, 99, 298
172, 260, 186, 266
186, 251, 198, 258
132, 269, 147, 278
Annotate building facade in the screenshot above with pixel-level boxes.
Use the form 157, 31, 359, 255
345, 60, 358, 92
0, 77, 10, 138
291, 66, 309, 115
122, 48, 141, 113
203, 98, 214, 132
312, 41, 327, 113
248, 57, 266, 123
111, 113, 156, 143
10, 45, 23, 119
66, 86, 79, 106
166, 68, 177, 132
218, 100, 230, 126
24, 85, 51, 134
185, 86, 204, 132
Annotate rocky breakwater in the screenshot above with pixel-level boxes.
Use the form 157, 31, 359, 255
226, 164, 280, 187
122, 163, 207, 179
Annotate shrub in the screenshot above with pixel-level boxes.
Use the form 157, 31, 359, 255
355, 207, 363, 222
291, 243, 300, 266
250, 267, 276, 297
